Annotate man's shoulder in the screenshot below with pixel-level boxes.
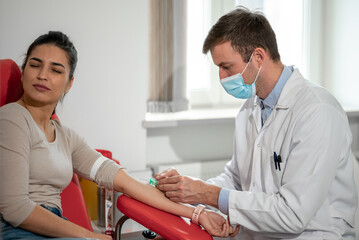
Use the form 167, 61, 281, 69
297, 79, 343, 113
282, 69, 343, 114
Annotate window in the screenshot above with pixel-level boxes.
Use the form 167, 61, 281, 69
186, 0, 307, 108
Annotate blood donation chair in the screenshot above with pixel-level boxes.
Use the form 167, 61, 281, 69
0, 58, 213, 240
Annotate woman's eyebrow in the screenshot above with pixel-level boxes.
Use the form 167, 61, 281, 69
51, 62, 65, 69
29, 57, 42, 63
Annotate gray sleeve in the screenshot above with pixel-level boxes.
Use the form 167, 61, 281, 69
94, 160, 122, 189
0, 107, 37, 227
67, 127, 122, 189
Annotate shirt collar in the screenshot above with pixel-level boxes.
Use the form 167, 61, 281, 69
259, 65, 293, 109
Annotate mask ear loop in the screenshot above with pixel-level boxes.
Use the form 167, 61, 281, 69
251, 64, 262, 97
253, 65, 262, 84
241, 52, 254, 75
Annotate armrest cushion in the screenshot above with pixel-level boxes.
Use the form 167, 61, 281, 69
116, 195, 212, 240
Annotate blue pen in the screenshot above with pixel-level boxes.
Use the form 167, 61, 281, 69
274, 152, 278, 170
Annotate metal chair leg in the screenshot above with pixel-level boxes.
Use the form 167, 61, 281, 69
114, 215, 130, 240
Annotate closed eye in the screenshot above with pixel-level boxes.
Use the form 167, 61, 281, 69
219, 63, 231, 71
52, 68, 63, 74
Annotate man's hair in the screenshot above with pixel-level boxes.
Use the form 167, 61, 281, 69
203, 6, 280, 62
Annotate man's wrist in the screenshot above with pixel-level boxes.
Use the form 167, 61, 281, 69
201, 182, 221, 208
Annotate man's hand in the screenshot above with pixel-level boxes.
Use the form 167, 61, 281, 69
155, 167, 180, 179
155, 168, 221, 207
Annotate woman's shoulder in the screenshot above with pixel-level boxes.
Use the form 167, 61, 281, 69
53, 119, 74, 135
0, 102, 30, 121
0, 102, 34, 138
53, 120, 85, 145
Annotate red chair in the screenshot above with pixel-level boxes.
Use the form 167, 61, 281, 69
61, 173, 93, 231
0, 59, 23, 106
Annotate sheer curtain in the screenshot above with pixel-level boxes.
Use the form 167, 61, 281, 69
147, 0, 188, 113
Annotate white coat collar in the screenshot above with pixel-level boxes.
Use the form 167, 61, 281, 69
249, 67, 305, 132
276, 68, 306, 109
252, 67, 305, 109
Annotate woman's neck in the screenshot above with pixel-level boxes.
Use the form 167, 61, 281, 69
18, 97, 56, 131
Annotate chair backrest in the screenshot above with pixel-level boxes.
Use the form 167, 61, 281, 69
0, 59, 23, 106
0, 58, 93, 232
61, 174, 93, 231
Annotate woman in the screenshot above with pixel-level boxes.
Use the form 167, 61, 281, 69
0, 31, 234, 240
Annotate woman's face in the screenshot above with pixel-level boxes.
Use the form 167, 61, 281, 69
22, 44, 73, 106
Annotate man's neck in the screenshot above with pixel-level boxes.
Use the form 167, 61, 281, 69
257, 61, 284, 100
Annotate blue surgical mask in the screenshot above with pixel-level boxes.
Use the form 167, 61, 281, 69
220, 53, 262, 99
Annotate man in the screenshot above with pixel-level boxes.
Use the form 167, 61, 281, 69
155, 7, 357, 239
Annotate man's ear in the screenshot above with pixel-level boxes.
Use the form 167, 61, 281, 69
253, 47, 265, 65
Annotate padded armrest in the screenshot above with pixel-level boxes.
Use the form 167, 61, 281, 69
116, 195, 213, 240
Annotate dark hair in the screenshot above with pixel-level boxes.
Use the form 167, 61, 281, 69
22, 31, 78, 79
203, 6, 280, 62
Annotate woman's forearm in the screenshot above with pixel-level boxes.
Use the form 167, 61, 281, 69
113, 169, 233, 237
113, 169, 194, 219
19, 205, 92, 238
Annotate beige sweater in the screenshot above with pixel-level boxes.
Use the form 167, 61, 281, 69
0, 103, 122, 227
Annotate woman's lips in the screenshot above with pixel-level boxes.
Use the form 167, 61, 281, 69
33, 84, 50, 91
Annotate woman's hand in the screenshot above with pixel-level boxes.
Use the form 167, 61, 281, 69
89, 232, 112, 240
228, 216, 240, 237
198, 210, 236, 237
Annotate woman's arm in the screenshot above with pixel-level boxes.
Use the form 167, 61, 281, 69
113, 169, 233, 237
19, 205, 111, 240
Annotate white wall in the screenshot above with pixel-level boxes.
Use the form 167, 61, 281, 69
322, 0, 359, 107
146, 122, 235, 165
0, 0, 149, 171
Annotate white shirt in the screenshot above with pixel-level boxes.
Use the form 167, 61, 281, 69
208, 68, 357, 239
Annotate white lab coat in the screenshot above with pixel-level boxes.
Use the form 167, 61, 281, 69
208, 68, 357, 239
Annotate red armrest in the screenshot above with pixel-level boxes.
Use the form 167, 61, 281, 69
116, 195, 213, 240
